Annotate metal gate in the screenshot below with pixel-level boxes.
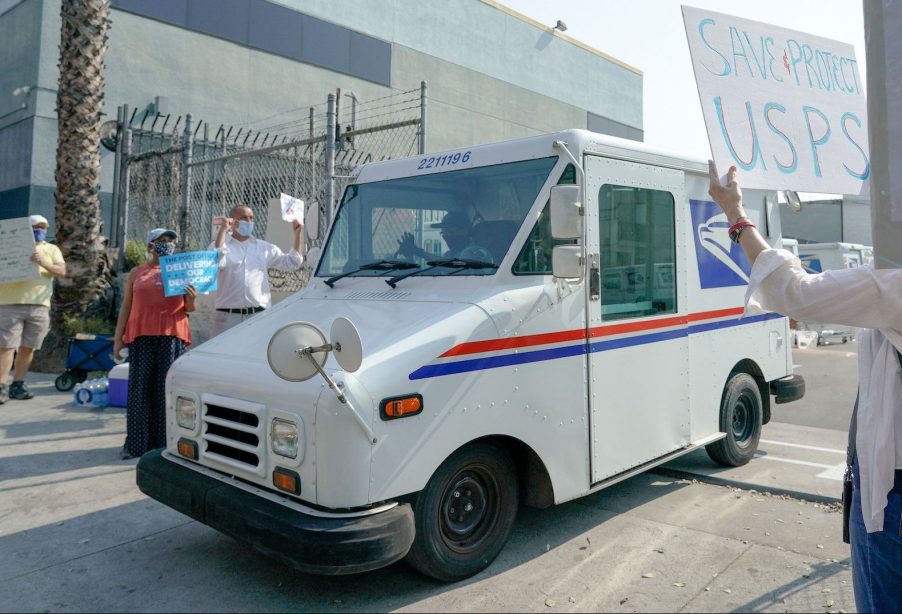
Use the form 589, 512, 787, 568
114, 84, 426, 292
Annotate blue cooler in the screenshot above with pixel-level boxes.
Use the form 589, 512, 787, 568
109, 363, 129, 407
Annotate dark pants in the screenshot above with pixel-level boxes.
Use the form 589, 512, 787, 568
851, 463, 902, 613
123, 335, 187, 457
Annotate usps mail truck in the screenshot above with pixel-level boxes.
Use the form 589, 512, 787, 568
137, 129, 804, 581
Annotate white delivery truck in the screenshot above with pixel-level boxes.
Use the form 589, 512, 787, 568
137, 129, 804, 581
797, 242, 874, 273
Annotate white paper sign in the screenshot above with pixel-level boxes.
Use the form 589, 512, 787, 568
0, 217, 38, 284
280, 193, 304, 223
682, 6, 869, 195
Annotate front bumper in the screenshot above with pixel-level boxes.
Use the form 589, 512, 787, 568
136, 450, 415, 575
770, 374, 806, 404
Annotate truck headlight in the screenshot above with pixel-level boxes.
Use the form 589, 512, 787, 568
175, 396, 197, 429
271, 418, 299, 459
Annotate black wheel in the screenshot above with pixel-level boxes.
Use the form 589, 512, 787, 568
842, 337, 849, 344
55, 372, 77, 392
405, 442, 518, 582
706, 372, 763, 467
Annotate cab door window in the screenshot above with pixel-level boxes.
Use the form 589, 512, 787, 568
598, 185, 676, 320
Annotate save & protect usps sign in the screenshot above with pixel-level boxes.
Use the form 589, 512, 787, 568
690, 199, 753, 289
682, 6, 868, 195
160, 250, 218, 297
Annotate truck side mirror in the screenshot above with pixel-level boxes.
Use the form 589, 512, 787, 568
552, 245, 582, 278
550, 185, 582, 239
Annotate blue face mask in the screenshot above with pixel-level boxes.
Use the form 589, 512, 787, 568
33, 228, 47, 243
153, 242, 176, 257
236, 220, 254, 237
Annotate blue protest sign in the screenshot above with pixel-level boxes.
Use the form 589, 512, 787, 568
159, 250, 219, 297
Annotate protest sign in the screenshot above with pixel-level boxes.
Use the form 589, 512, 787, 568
280, 193, 304, 223
682, 6, 868, 195
159, 250, 219, 297
0, 217, 38, 284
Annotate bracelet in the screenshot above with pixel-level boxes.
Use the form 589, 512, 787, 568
728, 220, 756, 243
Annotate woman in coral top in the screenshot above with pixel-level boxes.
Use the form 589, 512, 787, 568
113, 228, 196, 460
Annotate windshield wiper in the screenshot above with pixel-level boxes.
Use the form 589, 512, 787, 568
324, 259, 418, 287
385, 258, 498, 288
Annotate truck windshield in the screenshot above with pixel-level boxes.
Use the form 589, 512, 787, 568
316, 156, 558, 278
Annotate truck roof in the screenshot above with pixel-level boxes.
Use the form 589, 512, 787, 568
353, 129, 712, 184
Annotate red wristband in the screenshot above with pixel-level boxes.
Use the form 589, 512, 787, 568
728, 220, 756, 243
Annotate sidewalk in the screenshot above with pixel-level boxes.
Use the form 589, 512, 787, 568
0, 374, 854, 613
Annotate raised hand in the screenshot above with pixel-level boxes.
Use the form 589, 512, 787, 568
396, 232, 418, 258
707, 161, 743, 221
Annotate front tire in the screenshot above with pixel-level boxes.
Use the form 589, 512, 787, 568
706, 372, 763, 467
405, 442, 518, 582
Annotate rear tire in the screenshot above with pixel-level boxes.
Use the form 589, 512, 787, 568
55, 372, 76, 392
706, 372, 763, 467
405, 442, 518, 582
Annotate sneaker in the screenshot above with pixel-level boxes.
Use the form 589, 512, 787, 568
9, 381, 33, 400
0, 384, 7, 404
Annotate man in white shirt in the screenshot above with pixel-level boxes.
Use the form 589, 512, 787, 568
209, 204, 304, 337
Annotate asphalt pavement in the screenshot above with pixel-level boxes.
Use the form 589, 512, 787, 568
0, 360, 855, 613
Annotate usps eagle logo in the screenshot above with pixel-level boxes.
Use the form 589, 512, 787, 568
689, 199, 752, 289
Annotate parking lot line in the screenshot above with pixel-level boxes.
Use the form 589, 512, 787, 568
759, 439, 845, 455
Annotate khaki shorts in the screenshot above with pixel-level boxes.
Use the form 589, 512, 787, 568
0, 304, 51, 350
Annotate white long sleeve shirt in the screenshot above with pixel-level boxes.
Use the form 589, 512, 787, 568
209, 235, 303, 309
745, 249, 902, 532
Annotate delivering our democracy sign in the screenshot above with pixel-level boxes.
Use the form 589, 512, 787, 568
682, 6, 869, 195
159, 250, 219, 297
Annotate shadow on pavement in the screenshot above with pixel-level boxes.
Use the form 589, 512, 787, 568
2, 417, 108, 439
0, 446, 125, 481
733, 557, 851, 613
0, 473, 692, 612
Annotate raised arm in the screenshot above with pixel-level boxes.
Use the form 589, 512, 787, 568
113, 269, 137, 361
708, 161, 902, 331
707, 162, 769, 265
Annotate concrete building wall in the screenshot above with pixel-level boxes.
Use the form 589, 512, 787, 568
780, 198, 873, 246
841, 197, 873, 245
1, 0, 644, 226
281, 0, 643, 129
0, 0, 42, 216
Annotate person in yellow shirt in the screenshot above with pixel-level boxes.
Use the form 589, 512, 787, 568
0, 215, 66, 403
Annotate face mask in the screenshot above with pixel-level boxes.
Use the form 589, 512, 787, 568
236, 220, 254, 236
153, 242, 176, 257
33, 229, 47, 243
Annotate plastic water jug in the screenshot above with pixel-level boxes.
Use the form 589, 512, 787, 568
73, 381, 93, 406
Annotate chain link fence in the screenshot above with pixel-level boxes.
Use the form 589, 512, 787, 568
114, 85, 425, 294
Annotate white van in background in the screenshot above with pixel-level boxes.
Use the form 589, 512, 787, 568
136, 129, 804, 581
794, 242, 873, 345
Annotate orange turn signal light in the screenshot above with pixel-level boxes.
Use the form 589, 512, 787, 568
177, 438, 198, 460
380, 394, 423, 420
273, 467, 301, 495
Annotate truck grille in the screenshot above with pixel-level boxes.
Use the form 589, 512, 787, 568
202, 401, 264, 474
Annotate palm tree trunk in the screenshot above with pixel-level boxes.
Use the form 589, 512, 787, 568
51, 0, 112, 333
